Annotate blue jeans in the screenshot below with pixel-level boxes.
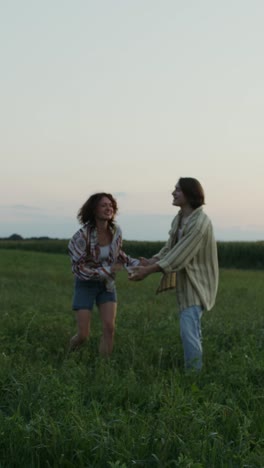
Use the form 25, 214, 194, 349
179, 305, 203, 371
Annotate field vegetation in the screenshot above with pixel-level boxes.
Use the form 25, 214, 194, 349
0, 238, 264, 269
0, 248, 264, 467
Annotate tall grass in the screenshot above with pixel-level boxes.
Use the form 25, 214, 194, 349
0, 249, 264, 467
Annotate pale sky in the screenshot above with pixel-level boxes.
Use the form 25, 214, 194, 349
1, 0, 264, 241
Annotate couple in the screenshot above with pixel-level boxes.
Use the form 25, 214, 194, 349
68, 178, 219, 371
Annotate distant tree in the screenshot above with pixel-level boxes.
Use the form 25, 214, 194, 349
9, 234, 24, 240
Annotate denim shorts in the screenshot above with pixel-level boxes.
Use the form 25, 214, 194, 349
72, 278, 117, 311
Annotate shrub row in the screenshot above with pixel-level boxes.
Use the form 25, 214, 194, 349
0, 239, 263, 269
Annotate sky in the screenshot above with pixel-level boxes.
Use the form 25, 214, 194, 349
1, 0, 264, 241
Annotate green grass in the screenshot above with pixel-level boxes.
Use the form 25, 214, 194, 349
0, 250, 264, 467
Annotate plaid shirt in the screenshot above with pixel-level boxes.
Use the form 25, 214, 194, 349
68, 222, 138, 290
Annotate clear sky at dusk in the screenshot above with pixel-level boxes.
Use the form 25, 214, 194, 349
1, 1, 264, 241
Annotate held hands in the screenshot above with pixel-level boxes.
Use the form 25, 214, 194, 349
110, 260, 151, 276
111, 257, 160, 281
128, 265, 150, 281
129, 259, 161, 281
128, 257, 160, 281
127, 257, 152, 281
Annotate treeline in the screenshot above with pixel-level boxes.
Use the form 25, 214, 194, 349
0, 238, 263, 269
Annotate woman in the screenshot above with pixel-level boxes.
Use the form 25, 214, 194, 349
68, 192, 139, 356
130, 178, 219, 371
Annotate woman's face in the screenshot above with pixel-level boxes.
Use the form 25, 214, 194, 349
172, 182, 188, 208
95, 196, 114, 221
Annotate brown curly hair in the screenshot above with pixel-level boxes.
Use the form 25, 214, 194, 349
77, 193, 118, 226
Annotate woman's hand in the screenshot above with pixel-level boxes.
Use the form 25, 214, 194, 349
111, 262, 124, 273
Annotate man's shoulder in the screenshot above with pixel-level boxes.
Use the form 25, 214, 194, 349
189, 208, 212, 231
193, 207, 209, 221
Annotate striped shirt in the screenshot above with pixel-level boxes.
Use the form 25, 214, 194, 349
155, 207, 219, 311
68, 222, 139, 291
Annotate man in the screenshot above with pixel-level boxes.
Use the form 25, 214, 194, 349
130, 177, 219, 371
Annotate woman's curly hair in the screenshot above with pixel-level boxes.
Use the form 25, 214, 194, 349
77, 193, 118, 226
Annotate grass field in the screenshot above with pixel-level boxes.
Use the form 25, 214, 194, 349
0, 249, 264, 467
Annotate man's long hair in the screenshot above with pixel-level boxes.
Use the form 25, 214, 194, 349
179, 178, 205, 208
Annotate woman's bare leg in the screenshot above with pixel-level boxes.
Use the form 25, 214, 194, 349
69, 309, 92, 350
98, 302, 117, 357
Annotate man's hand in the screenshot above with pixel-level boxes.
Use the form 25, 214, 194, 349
139, 257, 150, 266
139, 257, 158, 266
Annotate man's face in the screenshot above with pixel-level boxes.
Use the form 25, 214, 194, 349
172, 183, 187, 207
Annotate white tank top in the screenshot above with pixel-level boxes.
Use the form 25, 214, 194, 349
99, 244, 110, 261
